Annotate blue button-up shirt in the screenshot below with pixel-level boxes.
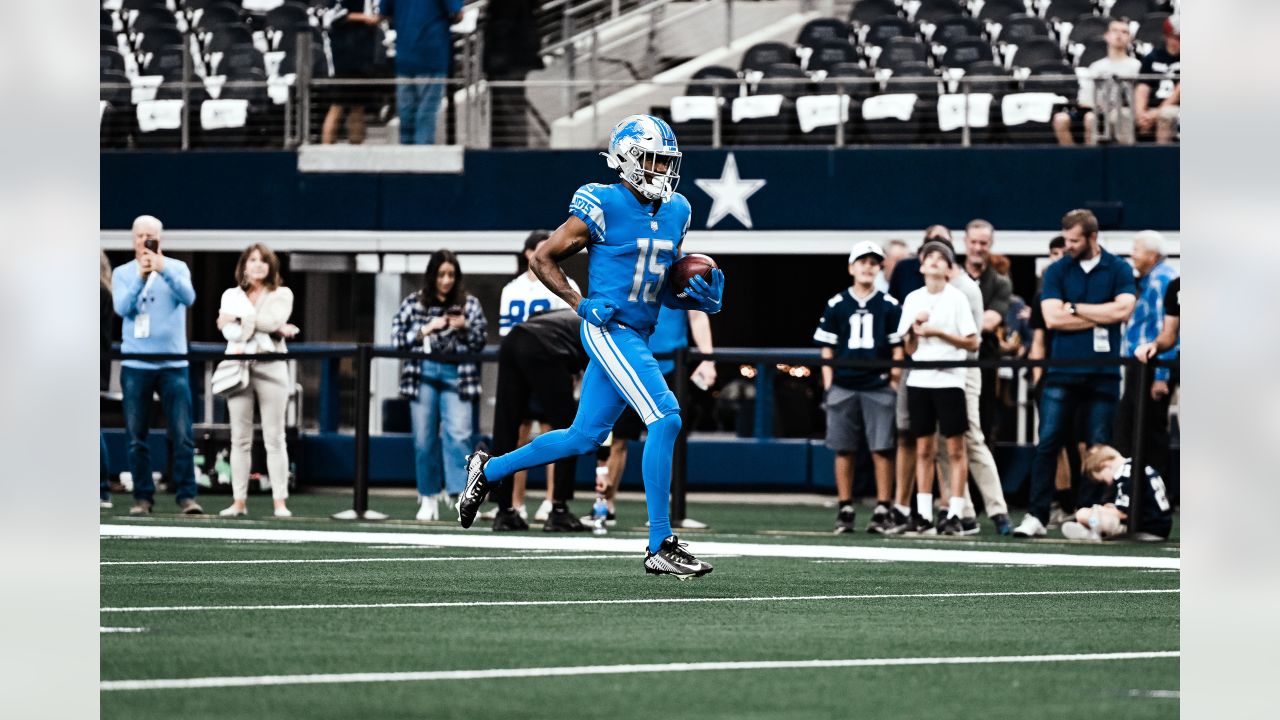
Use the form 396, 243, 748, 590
1040, 248, 1136, 378
1123, 259, 1179, 382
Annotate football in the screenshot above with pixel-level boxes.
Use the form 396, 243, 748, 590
668, 253, 719, 307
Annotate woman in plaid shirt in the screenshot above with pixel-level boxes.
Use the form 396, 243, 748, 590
391, 250, 488, 520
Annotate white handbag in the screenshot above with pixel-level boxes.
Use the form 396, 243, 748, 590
211, 359, 251, 397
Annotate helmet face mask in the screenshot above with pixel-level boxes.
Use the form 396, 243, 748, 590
603, 115, 682, 202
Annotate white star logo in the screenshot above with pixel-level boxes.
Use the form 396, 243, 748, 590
694, 152, 766, 229
650, 220, 659, 231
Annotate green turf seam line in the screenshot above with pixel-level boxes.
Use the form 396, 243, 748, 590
101, 588, 1178, 614
99, 525, 1180, 569
100, 650, 1180, 691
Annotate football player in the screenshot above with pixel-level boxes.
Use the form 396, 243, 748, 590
813, 241, 903, 534
458, 115, 725, 579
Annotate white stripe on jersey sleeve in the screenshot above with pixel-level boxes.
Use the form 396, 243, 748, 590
814, 328, 838, 345
571, 192, 607, 239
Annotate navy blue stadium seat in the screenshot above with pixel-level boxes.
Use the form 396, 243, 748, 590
797, 17, 850, 48
205, 26, 255, 55
195, 3, 245, 32
685, 65, 739, 96
1042, 0, 1097, 24
1010, 37, 1065, 68
757, 64, 809, 100
740, 42, 798, 73
265, 3, 312, 32
914, 0, 966, 25
932, 15, 985, 46
961, 60, 1016, 94
826, 63, 877, 100
1135, 12, 1171, 45
1073, 38, 1107, 66
865, 17, 919, 48
143, 44, 190, 80
849, 0, 900, 26
942, 38, 995, 69
672, 66, 736, 147
1107, 0, 1154, 22
977, 0, 1029, 23
877, 37, 929, 70
1068, 14, 1111, 44
101, 47, 127, 75
136, 25, 184, 56
807, 39, 860, 74
999, 14, 1052, 43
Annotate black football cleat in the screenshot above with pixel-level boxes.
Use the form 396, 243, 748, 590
458, 451, 492, 529
492, 507, 529, 532
834, 505, 856, 535
880, 507, 912, 535
543, 506, 588, 532
644, 536, 713, 580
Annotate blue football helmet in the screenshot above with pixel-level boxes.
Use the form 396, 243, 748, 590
602, 114, 682, 202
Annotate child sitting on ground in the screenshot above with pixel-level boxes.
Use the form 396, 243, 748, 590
1062, 444, 1173, 542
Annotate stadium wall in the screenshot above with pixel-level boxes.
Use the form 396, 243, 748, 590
100, 146, 1178, 232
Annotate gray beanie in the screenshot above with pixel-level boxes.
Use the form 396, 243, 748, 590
919, 239, 956, 267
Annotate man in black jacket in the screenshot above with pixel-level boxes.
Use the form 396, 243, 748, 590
487, 309, 590, 530
483, 0, 544, 147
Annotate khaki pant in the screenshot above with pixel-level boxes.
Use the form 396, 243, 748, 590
227, 360, 291, 501
937, 366, 1008, 518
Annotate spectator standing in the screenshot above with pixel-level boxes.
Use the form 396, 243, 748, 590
391, 250, 488, 520
1113, 231, 1178, 479
383, 0, 463, 145
813, 241, 903, 534
1134, 15, 1180, 144
878, 238, 910, 294
483, 0, 544, 147
493, 230, 580, 522
895, 240, 979, 535
112, 215, 201, 515
215, 244, 300, 518
1052, 18, 1141, 146
101, 251, 114, 509
1015, 210, 1136, 537
487, 309, 590, 531
1135, 276, 1179, 364
322, 1, 383, 145
962, 219, 1012, 439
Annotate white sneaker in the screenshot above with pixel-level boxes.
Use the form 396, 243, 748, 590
533, 499, 553, 522
100, 499, 113, 509
219, 505, 248, 517
1047, 505, 1072, 529
478, 507, 498, 521
1012, 514, 1047, 538
514, 503, 528, 521
1061, 521, 1100, 541
416, 495, 439, 521
273, 507, 293, 518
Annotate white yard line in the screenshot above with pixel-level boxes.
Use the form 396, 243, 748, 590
101, 554, 628, 567
99, 524, 1180, 570
100, 588, 1178, 614
100, 650, 1179, 691
100, 627, 147, 634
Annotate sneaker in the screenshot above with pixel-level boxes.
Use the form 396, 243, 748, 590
99, 499, 113, 509
959, 517, 981, 536
543, 506, 588, 532
179, 499, 204, 515
515, 503, 529, 521
129, 500, 153, 516
218, 505, 248, 517
1047, 504, 1073, 530
579, 511, 618, 527
273, 506, 292, 518
834, 505, 856, 534
643, 535, 713, 580
908, 515, 937, 536
478, 507, 499, 521
865, 507, 893, 534
991, 513, 1013, 536
416, 495, 439, 521
458, 451, 492, 529
938, 515, 964, 536
1012, 514, 1048, 538
492, 507, 530, 532
533, 498, 554, 522
880, 507, 912, 535
1061, 520, 1100, 541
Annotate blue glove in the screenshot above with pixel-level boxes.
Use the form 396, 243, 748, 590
683, 268, 725, 314
576, 297, 618, 327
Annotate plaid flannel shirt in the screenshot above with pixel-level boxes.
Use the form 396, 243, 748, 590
1122, 261, 1179, 383
391, 291, 488, 401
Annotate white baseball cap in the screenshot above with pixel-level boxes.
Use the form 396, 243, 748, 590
848, 240, 885, 263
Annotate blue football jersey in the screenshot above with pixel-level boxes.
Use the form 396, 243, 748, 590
569, 182, 692, 332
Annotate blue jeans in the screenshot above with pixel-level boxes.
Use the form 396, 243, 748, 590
397, 73, 446, 145
100, 431, 111, 502
120, 366, 197, 505
410, 361, 473, 496
1028, 374, 1119, 523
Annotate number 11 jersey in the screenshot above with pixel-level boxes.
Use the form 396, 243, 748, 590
813, 288, 902, 391
569, 182, 692, 333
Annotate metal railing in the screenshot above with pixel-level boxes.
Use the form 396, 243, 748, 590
107, 342, 1177, 535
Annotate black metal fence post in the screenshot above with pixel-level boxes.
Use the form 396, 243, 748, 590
671, 348, 690, 525
1127, 359, 1151, 537
333, 343, 385, 520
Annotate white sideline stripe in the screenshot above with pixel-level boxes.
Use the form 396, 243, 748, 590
101, 554, 626, 567
101, 627, 147, 633
100, 588, 1177, 614
98, 524, 1181, 570
100, 650, 1179, 691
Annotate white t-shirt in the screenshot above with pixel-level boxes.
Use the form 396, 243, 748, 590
896, 283, 978, 389
498, 273, 578, 336
1078, 55, 1142, 108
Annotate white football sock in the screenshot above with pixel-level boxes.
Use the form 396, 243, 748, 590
948, 496, 967, 519
916, 493, 934, 521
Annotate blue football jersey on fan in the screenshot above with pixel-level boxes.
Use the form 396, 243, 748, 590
569, 182, 692, 332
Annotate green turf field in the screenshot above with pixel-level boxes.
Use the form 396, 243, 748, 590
100, 493, 1179, 719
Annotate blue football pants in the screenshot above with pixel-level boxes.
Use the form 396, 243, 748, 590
484, 321, 681, 552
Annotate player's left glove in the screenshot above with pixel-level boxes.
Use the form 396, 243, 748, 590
684, 268, 724, 314
576, 297, 618, 327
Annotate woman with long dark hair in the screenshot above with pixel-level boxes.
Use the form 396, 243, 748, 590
391, 249, 488, 520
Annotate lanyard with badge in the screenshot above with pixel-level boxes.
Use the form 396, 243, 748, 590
134, 272, 157, 339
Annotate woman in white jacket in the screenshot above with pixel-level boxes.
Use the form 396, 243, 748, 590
216, 244, 299, 517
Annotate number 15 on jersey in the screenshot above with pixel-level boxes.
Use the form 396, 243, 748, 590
628, 238, 674, 304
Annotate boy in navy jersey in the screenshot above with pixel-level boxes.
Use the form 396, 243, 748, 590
814, 241, 903, 534
457, 115, 724, 578
1063, 444, 1173, 541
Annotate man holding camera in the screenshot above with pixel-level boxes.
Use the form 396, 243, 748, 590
111, 214, 201, 515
